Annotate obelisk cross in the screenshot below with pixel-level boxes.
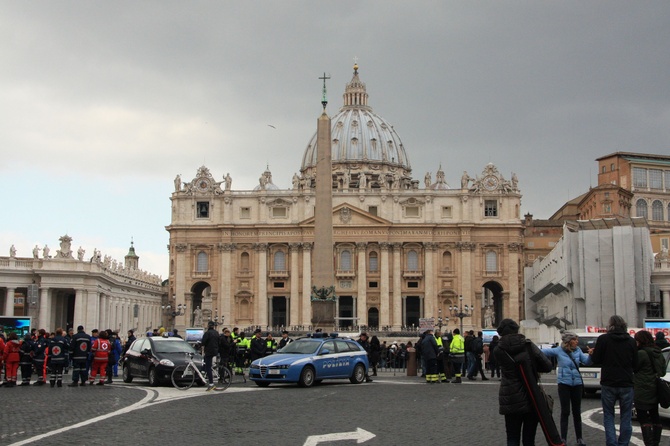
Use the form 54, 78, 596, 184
319, 72, 331, 110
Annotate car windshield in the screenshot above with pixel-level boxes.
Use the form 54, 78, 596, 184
279, 340, 321, 355
152, 340, 195, 354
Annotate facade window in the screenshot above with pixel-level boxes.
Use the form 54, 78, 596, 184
652, 200, 664, 221
527, 241, 534, 247
407, 250, 419, 270
368, 251, 378, 272
271, 207, 287, 218
405, 206, 420, 217
601, 166, 606, 174
196, 251, 208, 272
273, 251, 286, 270
240, 252, 250, 270
668, 204, 670, 221
196, 202, 209, 218
368, 206, 378, 216
240, 207, 251, 219
636, 199, 648, 219
662, 238, 669, 251
665, 171, 670, 190
603, 203, 611, 214
611, 163, 615, 172
442, 251, 452, 271
484, 200, 498, 217
442, 206, 452, 218
340, 250, 352, 270
485, 251, 498, 272
633, 167, 647, 188
649, 169, 663, 189
368, 281, 378, 288
647, 302, 662, 319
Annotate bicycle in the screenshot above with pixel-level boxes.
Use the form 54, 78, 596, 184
171, 352, 232, 391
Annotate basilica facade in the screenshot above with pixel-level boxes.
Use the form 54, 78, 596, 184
167, 65, 524, 333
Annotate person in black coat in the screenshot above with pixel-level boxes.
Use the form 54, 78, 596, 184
200, 322, 219, 389
421, 329, 440, 383
494, 318, 553, 446
249, 329, 266, 362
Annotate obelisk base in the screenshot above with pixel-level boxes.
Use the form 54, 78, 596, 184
311, 301, 336, 327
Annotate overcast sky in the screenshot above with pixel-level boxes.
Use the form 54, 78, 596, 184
1, 1, 669, 278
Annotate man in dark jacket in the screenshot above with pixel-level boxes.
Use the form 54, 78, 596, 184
590, 315, 638, 446
68, 326, 90, 386
249, 328, 266, 362
200, 321, 219, 390
494, 318, 553, 446
356, 332, 374, 382
655, 332, 670, 350
421, 328, 440, 383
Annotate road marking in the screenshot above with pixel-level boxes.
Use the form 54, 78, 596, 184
8, 385, 263, 446
581, 407, 670, 446
303, 428, 375, 445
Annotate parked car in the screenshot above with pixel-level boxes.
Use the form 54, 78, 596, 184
575, 332, 604, 394
249, 335, 370, 388
658, 346, 670, 419
122, 336, 204, 386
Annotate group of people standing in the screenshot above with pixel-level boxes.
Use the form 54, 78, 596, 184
495, 315, 667, 446
0, 326, 124, 388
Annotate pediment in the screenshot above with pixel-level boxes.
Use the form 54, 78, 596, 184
299, 204, 391, 227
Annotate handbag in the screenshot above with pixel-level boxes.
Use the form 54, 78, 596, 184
645, 349, 670, 409
539, 384, 554, 412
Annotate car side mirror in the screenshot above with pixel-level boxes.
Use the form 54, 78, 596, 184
141, 349, 151, 356
320, 349, 330, 355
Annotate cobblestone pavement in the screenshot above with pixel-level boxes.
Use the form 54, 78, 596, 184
2, 371, 669, 446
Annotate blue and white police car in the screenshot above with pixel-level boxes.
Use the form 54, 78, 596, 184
249, 334, 370, 388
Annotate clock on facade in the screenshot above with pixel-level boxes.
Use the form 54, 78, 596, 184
483, 175, 499, 190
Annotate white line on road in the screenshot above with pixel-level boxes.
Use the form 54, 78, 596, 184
581, 407, 670, 446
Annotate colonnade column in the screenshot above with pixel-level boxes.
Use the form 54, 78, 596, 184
507, 243, 521, 321
392, 243, 402, 329
301, 243, 312, 327
73, 289, 85, 327
255, 243, 268, 327
219, 243, 234, 326
380, 243, 390, 328
289, 243, 300, 327
663, 290, 670, 319
4, 288, 15, 316
38, 288, 50, 330
356, 242, 367, 327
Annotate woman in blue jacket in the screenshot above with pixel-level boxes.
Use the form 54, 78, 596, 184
542, 331, 592, 446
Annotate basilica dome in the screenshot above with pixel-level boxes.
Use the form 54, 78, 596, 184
301, 65, 411, 179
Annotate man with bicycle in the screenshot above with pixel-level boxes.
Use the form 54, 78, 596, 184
200, 321, 219, 391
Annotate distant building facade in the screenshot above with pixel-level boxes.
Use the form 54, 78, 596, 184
167, 65, 525, 334
0, 235, 164, 333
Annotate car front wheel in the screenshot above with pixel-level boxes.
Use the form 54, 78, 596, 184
350, 364, 365, 384
148, 367, 159, 387
298, 366, 315, 388
122, 365, 133, 383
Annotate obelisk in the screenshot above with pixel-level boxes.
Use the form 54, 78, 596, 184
311, 73, 336, 327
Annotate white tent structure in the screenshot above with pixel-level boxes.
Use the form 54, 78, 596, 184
524, 217, 654, 343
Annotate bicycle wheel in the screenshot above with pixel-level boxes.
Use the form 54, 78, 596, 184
217, 367, 232, 391
171, 364, 196, 390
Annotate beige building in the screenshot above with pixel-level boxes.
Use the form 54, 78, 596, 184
0, 235, 165, 333
167, 65, 525, 333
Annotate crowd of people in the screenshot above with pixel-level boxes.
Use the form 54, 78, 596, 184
0, 325, 125, 387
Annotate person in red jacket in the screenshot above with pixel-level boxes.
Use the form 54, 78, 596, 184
3, 333, 21, 387
89, 330, 110, 385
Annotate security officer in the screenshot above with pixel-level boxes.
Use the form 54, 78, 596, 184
264, 332, 277, 356
434, 329, 448, 382
450, 328, 466, 383
68, 325, 91, 386
234, 332, 250, 374
278, 330, 293, 349
48, 328, 69, 387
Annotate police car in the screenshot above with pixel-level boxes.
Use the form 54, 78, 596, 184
249, 333, 370, 388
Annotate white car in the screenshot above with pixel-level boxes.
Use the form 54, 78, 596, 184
659, 347, 670, 418
575, 333, 603, 394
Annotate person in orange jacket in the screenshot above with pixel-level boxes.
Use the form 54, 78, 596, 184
3, 333, 21, 387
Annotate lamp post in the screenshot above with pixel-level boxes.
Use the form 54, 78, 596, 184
449, 295, 472, 334
161, 303, 185, 320
436, 308, 444, 331
211, 309, 224, 328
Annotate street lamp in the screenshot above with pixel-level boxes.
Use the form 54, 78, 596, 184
161, 303, 185, 319
211, 309, 224, 328
436, 308, 443, 331
449, 295, 472, 334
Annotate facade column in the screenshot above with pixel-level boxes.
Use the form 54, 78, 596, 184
392, 243, 402, 329
99, 294, 107, 331
424, 243, 436, 319
459, 241, 474, 331
219, 244, 234, 327
301, 243, 312, 327
255, 243, 268, 328
4, 288, 15, 316
289, 243, 300, 327
507, 243, 521, 321
356, 242, 367, 327
73, 289, 85, 327
380, 243, 390, 328
38, 288, 50, 330
663, 290, 670, 319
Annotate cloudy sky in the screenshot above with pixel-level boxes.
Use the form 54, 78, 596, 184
2, 1, 668, 278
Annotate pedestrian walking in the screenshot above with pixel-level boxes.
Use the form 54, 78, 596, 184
489, 335, 500, 378
369, 335, 381, 376
633, 330, 666, 446
494, 318, 553, 446
542, 331, 592, 445
356, 332, 374, 382
590, 315, 637, 446
200, 321, 219, 391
